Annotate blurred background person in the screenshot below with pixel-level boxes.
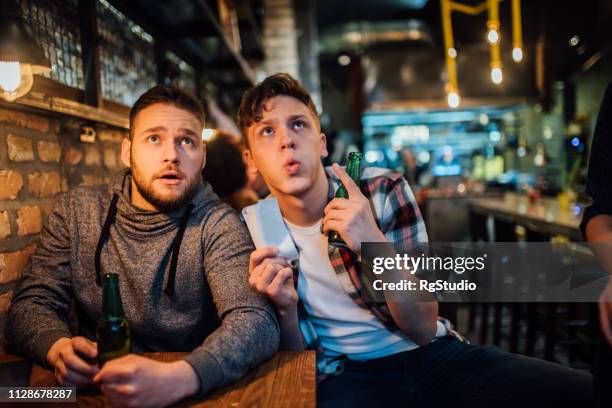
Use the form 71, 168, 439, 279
202, 131, 261, 212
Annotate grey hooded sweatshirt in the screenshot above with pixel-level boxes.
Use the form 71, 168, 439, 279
6, 168, 279, 396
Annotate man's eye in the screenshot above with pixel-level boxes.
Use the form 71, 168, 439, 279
148, 135, 160, 143
293, 120, 306, 130
181, 138, 193, 145
261, 127, 274, 136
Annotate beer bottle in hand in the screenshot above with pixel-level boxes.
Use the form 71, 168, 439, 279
97, 273, 131, 367
328, 152, 362, 247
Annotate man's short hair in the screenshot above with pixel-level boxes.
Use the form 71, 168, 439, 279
129, 85, 205, 139
237, 73, 318, 147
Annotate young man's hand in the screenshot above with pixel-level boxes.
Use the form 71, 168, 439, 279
248, 247, 298, 313
322, 163, 387, 254
46, 336, 99, 387
93, 354, 199, 408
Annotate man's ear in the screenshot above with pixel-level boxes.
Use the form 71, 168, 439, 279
320, 132, 329, 159
243, 149, 259, 175
121, 137, 131, 168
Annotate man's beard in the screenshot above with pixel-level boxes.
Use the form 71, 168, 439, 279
131, 162, 200, 212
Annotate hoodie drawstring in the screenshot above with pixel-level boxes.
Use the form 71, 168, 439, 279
94, 194, 193, 296
95, 194, 119, 287
164, 203, 193, 296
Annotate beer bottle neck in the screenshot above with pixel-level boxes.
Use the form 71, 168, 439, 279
102, 275, 124, 317
346, 153, 362, 182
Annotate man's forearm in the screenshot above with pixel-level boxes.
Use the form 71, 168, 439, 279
387, 300, 438, 345
375, 240, 439, 345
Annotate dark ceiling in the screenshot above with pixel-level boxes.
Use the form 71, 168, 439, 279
316, 0, 612, 117
103, 0, 612, 114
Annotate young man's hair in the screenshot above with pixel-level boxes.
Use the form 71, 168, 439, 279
237, 73, 318, 148
129, 85, 205, 139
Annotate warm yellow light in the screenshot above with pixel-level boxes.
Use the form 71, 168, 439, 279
512, 47, 523, 62
0, 62, 21, 92
202, 128, 216, 142
0, 61, 35, 102
447, 91, 460, 108
487, 28, 499, 45
491, 67, 503, 84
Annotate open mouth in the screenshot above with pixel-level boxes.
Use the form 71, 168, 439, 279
156, 170, 185, 185
283, 159, 301, 175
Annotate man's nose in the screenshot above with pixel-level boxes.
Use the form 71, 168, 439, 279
279, 127, 296, 150
162, 141, 180, 163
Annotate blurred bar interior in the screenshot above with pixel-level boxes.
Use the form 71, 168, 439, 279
1, 0, 612, 374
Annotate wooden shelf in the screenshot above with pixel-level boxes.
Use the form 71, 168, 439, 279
14, 91, 129, 129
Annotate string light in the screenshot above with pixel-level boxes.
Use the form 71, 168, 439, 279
491, 66, 503, 84
447, 91, 460, 109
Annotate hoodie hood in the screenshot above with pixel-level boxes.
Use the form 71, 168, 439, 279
107, 168, 219, 239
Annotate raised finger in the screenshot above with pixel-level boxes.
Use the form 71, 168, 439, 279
331, 163, 361, 197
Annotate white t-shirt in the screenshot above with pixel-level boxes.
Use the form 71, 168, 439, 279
285, 218, 443, 361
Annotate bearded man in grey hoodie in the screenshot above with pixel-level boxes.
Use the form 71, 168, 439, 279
6, 85, 279, 407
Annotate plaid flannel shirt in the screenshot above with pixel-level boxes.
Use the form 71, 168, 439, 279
294, 166, 463, 379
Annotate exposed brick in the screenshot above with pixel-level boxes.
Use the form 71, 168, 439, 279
0, 291, 13, 314
7, 134, 34, 162
0, 107, 49, 133
0, 170, 23, 200
81, 174, 107, 186
50, 119, 61, 134
0, 244, 36, 284
0, 211, 10, 239
40, 203, 54, 218
38, 140, 61, 162
64, 146, 83, 165
17, 206, 42, 236
28, 171, 61, 198
84, 145, 101, 166
104, 148, 118, 169
98, 128, 126, 143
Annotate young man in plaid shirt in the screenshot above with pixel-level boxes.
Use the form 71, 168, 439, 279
239, 73, 592, 407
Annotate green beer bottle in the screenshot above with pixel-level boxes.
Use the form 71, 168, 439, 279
328, 152, 362, 247
97, 273, 131, 367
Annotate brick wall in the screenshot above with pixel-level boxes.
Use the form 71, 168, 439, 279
0, 106, 127, 353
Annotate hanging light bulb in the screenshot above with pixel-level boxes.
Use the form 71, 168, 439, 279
0, 61, 36, 101
512, 47, 523, 63
487, 28, 500, 45
447, 91, 460, 109
0, 1, 51, 102
491, 66, 503, 84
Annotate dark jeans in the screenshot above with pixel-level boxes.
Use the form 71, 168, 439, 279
318, 336, 593, 408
